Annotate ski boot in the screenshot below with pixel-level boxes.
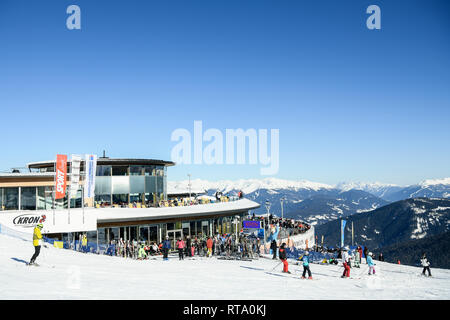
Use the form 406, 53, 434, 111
301, 276, 306, 279
308, 276, 313, 280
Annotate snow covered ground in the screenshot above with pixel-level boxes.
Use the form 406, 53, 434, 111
1, 233, 449, 300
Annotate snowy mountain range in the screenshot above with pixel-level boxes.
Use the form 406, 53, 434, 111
315, 198, 450, 267
168, 177, 450, 225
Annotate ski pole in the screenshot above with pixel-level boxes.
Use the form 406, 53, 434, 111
270, 260, 282, 272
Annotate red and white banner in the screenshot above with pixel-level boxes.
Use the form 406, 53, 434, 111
55, 154, 68, 200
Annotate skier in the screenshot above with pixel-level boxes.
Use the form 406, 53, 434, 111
138, 244, 147, 260
378, 253, 384, 261
357, 246, 363, 264
301, 251, 313, 279
367, 252, 376, 275
162, 236, 171, 261
279, 243, 290, 274
363, 246, 369, 263
341, 247, 351, 278
176, 237, 185, 260
82, 233, 88, 253
421, 253, 432, 277
206, 237, 213, 257
271, 240, 277, 259
186, 236, 192, 257
29, 223, 44, 265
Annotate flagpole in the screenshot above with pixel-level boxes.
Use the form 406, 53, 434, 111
68, 156, 71, 225
53, 159, 56, 226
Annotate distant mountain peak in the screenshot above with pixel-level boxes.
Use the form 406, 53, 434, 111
419, 177, 450, 187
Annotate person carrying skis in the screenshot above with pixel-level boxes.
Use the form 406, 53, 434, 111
162, 236, 171, 261
301, 251, 313, 279
421, 253, 432, 277
341, 247, 351, 278
29, 223, 44, 265
279, 243, 290, 274
176, 237, 185, 260
367, 252, 376, 275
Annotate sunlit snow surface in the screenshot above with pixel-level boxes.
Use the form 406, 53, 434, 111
1, 234, 449, 300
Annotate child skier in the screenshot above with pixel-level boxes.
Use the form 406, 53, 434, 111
341, 247, 350, 278
279, 243, 290, 274
301, 251, 313, 279
367, 252, 376, 275
421, 253, 432, 277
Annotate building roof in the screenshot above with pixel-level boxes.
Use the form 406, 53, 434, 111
27, 158, 175, 169
96, 198, 260, 224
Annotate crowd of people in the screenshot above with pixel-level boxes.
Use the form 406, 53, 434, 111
95, 192, 242, 209
105, 233, 265, 260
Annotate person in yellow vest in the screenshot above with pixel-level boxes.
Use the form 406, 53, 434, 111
29, 223, 43, 265
82, 234, 88, 253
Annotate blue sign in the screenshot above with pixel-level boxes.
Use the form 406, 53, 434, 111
243, 221, 261, 229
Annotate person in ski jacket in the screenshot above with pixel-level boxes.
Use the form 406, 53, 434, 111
378, 253, 384, 261
341, 247, 350, 278
206, 237, 213, 257
367, 252, 376, 275
186, 236, 192, 257
301, 251, 313, 279
279, 243, 290, 273
162, 236, 171, 260
138, 244, 147, 260
363, 246, 369, 262
357, 246, 363, 264
271, 240, 277, 259
176, 238, 185, 260
29, 223, 43, 265
421, 253, 432, 277
82, 234, 88, 253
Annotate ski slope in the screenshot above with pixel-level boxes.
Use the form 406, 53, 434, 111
1, 233, 449, 300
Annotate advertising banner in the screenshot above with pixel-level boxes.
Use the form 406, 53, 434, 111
341, 219, 347, 248
243, 220, 261, 229
85, 154, 97, 198
70, 154, 82, 197
55, 154, 67, 200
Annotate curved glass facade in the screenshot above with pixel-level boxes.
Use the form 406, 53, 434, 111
94, 165, 167, 207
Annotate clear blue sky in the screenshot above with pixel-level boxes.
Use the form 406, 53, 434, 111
0, 0, 449, 185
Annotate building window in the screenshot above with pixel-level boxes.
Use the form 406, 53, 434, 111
96, 165, 112, 176
112, 166, 128, 176
21, 187, 36, 210
3, 187, 19, 210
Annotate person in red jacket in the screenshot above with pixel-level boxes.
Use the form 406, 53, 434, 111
279, 243, 290, 273
206, 237, 213, 257
176, 237, 185, 260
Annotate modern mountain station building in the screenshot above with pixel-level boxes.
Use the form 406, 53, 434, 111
0, 156, 261, 247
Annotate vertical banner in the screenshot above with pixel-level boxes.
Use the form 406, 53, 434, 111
55, 154, 68, 200
85, 154, 97, 199
341, 219, 347, 248
70, 154, 82, 197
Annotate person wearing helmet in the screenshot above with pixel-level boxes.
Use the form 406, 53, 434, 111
138, 243, 147, 260
301, 251, 313, 279
367, 252, 376, 275
29, 223, 44, 265
279, 243, 290, 274
341, 247, 351, 278
162, 235, 171, 261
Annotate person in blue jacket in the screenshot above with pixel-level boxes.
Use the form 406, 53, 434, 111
301, 251, 313, 279
162, 236, 171, 261
367, 252, 376, 275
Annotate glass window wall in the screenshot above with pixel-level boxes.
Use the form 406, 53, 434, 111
21, 187, 36, 210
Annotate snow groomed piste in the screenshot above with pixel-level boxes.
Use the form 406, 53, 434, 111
1, 231, 449, 299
